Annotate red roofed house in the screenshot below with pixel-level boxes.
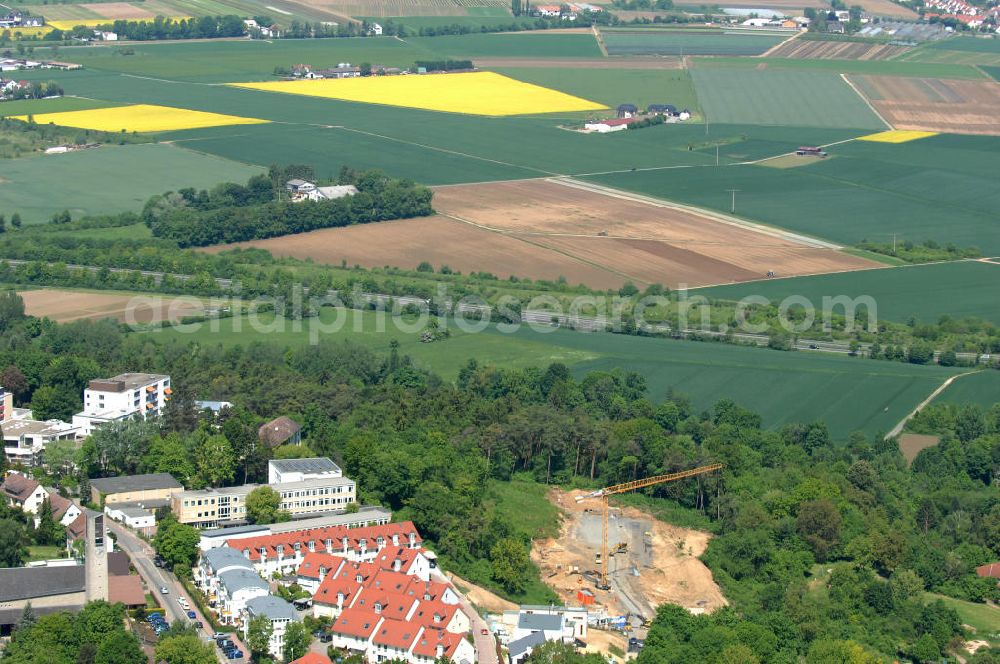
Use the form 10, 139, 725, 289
369, 618, 421, 662
329, 606, 384, 652
976, 561, 1000, 585
230, 521, 424, 578
411, 627, 474, 664
1, 473, 47, 514
288, 654, 332, 664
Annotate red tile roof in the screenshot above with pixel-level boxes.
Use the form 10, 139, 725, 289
296, 552, 344, 580
976, 562, 1000, 579
412, 627, 463, 659
288, 655, 332, 664
1, 473, 40, 502
371, 618, 420, 651
329, 607, 382, 639
231, 521, 421, 562
411, 598, 458, 629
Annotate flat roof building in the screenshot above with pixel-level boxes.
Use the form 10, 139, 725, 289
268, 457, 342, 484
73, 373, 171, 437
90, 472, 183, 506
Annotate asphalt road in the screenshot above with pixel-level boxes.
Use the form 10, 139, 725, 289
109, 522, 249, 662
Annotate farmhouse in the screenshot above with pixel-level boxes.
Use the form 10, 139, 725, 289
535, 4, 562, 16
584, 117, 638, 133
369, 23, 383, 36
616, 103, 638, 118
284, 180, 359, 203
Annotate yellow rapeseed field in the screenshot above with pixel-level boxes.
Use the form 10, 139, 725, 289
230, 71, 606, 116
12, 104, 269, 133
47, 17, 191, 30
857, 130, 939, 144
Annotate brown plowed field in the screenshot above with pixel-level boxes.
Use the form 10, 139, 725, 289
850, 75, 1000, 135
19, 289, 205, 323
82, 2, 156, 19
768, 39, 910, 60
203, 215, 635, 289
432, 179, 876, 286
206, 180, 876, 289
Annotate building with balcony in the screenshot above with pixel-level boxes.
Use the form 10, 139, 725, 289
172, 475, 356, 529
72, 373, 171, 436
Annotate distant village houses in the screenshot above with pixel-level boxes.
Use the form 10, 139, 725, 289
285, 179, 360, 203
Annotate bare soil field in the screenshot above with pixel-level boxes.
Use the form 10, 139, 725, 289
850, 74, 1000, 134
532, 489, 727, 618
203, 215, 635, 289
476, 56, 683, 68
82, 2, 157, 19
899, 433, 940, 465
432, 179, 877, 287
19, 289, 205, 324
768, 39, 910, 60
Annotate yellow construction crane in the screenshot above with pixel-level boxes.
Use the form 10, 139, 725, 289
576, 463, 723, 590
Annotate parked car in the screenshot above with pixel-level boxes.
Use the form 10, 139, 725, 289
319, 633, 332, 643
193, 621, 203, 629
186, 610, 197, 619
225, 650, 243, 660
160, 586, 169, 594
212, 633, 228, 641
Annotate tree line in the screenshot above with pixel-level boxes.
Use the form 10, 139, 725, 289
144, 168, 433, 247
45, 15, 246, 41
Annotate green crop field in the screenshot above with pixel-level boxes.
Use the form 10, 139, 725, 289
405, 33, 603, 58
3, 143, 263, 224
695, 261, 1000, 325
0, 96, 115, 116
690, 68, 886, 129
358, 15, 532, 29
147, 307, 961, 439
587, 133, 1000, 255
602, 29, 786, 56
692, 55, 984, 79
983, 66, 1000, 82
925, 36, 1000, 54
488, 67, 700, 111
935, 370, 1000, 408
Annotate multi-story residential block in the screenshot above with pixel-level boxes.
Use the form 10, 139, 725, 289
198, 507, 392, 551
268, 457, 342, 484
242, 596, 301, 660
72, 373, 171, 436
172, 475, 356, 529
2, 418, 78, 467
228, 521, 423, 578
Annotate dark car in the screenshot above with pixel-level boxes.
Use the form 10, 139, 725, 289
226, 651, 243, 660
193, 621, 204, 629
186, 610, 197, 619
319, 633, 332, 643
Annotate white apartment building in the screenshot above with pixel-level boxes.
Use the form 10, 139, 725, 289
2, 417, 78, 467
72, 373, 171, 436
242, 595, 301, 660
195, 547, 270, 625
173, 475, 356, 528
268, 457, 343, 484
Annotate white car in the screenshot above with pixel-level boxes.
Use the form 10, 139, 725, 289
177, 597, 189, 608
160, 586, 169, 595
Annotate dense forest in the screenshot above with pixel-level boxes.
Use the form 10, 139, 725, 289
0, 292, 998, 662
144, 167, 433, 247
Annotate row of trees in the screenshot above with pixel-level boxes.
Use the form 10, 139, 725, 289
45, 15, 246, 42
1, 80, 62, 101
1, 601, 147, 664
144, 170, 433, 247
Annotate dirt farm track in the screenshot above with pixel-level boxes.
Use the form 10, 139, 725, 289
207, 179, 876, 289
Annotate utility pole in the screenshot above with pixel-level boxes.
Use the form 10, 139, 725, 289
726, 188, 739, 214
716, 144, 719, 166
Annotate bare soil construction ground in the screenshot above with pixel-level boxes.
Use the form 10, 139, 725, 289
899, 433, 940, 465
476, 57, 683, 69
432, 179, 877, 287
768, 39, 910, 60
850, 75, 1000, 135
19, 289, 205, 323
532, 489, 726, 619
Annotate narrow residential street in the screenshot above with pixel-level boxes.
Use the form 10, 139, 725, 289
457, 596, 499, 664
108, 521, 249, 662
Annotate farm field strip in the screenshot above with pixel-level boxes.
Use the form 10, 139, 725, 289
18, 289, 206, 323
229, 71, 607, 116
765, 38, 911, 61
12, 103, 269, 132
848, 74, 1000, 135
599, 29, 787, 56
858, 129, 938, 143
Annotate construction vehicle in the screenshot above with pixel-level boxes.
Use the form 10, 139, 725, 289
609, 542, 628, 557
576, 463, 724, 591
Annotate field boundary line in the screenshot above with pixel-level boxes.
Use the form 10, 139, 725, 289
335, 126, 559, 176
841, 73, 892, 129
886, 370, 980, 439
549, 177, 843, 250
758, 30, 800, 58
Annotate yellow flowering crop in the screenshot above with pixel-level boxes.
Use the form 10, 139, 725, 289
47, 17, 191, 30
857, 130, 938, 144
12, 104, 269, 133
230, 71, 606, 116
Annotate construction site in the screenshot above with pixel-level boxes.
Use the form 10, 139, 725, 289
531, 485, 727, 627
